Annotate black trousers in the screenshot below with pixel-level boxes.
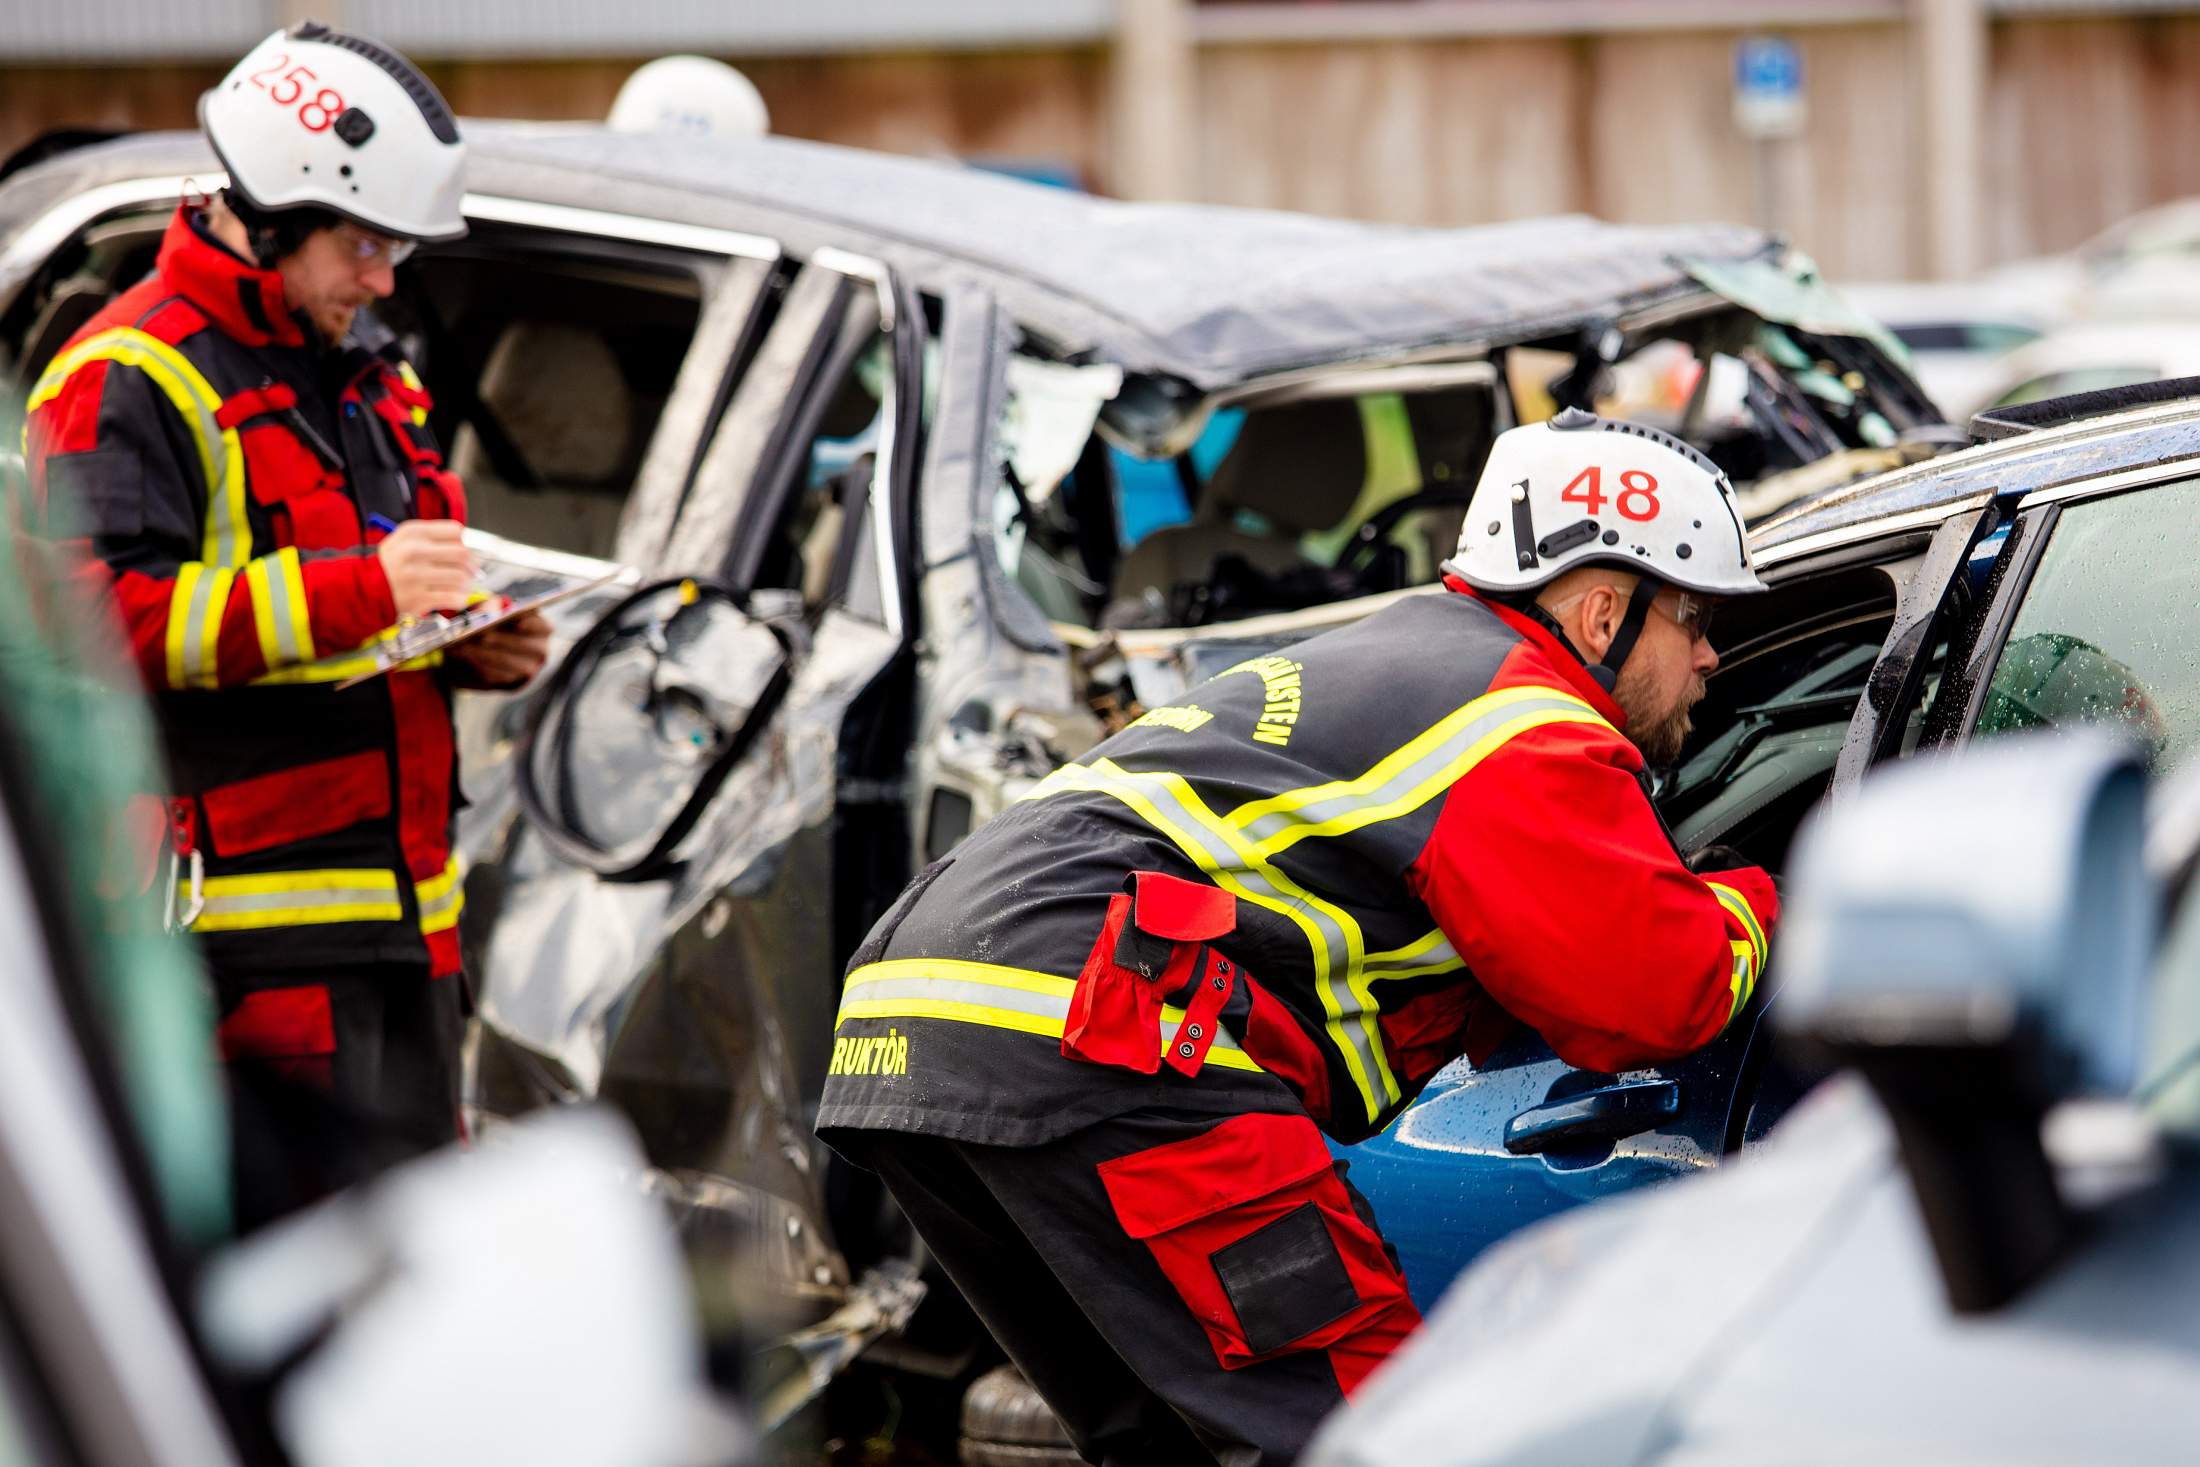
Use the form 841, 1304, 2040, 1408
217, 964, 463, 1231
837, 1108, 1419, 1467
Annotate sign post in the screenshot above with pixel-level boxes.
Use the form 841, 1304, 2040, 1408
1734, 35, 1806, 234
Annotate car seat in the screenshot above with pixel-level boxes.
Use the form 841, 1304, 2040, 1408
447, 321, 635, 560
1109, 395, 1368, 609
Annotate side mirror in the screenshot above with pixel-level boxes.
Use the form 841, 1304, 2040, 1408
517, 578, 793, 881
1776, 731, 2155, 1312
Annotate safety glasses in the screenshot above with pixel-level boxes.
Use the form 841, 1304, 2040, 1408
1654, 589, 1718, 645
336, 223, 417, 268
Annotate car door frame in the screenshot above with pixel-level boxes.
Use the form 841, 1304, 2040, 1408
0, 175, 783, 546
1915, 456, 2200, 755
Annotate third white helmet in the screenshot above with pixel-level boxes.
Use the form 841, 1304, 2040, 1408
608, 56, 771, 141
1445, 409, 1766, 599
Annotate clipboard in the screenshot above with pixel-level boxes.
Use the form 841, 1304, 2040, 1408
333, 570, 622, 690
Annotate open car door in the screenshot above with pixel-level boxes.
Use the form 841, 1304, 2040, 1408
461, 250, 924, 1357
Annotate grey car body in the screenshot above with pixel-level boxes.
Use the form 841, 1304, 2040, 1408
0, 125, 1947, 1429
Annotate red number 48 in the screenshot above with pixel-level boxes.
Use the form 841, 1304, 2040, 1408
1559, 466, 1660, 522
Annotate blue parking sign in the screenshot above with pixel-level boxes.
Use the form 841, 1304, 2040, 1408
1734, 35, 1806, 139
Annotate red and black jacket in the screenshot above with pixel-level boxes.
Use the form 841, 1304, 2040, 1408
817, 584, 1777, 1147
23, 204, 470, 977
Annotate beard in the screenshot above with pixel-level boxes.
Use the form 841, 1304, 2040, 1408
1615, 665, 1703, 768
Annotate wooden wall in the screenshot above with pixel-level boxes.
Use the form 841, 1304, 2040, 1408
0, 49, 1110, 187
1193, 25, 1915, 278
1986, 16, 2200, 264
5, 16, 2200, 283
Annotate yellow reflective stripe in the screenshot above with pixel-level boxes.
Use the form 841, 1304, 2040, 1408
1728, 939, 1758, 1023
30, 327, 250, 569
164, 564, 235, 690
397, 361, 430, 426
414, 855, 466, 936
194, 567, 234, 689
836, 958, 1263, 1074
846, 957, 1072, 999
1706, 882, 1768, 968
1363, 929, 1466, 982
179, 868, 404, 932
838, 995, 1066, 1041
164, 564, 199, 690
248, 621, 438, 685
245, 548, 314, 670
1030, 758, 1393, 1117
1228, 684, 1602, 854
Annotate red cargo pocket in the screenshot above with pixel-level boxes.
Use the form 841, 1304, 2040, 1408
200, 749, 392, 857
238, 420, 357, 550
217, 985, 336, 1088
1097, 1112, 1415, 1386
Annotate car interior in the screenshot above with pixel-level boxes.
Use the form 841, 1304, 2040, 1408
1004, 306, 1927, 645
399, 236, 705, 564
0, 210, 711, 568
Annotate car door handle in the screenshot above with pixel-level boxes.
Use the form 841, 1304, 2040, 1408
1503, 1080, 1682, 1155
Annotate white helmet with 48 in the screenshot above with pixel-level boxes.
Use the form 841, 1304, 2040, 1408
1445, 408, 1766, 599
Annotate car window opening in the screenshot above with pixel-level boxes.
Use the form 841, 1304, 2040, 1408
393, 236, 707, 564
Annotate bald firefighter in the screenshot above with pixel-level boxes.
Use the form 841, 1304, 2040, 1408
818, 411, 1779, 1464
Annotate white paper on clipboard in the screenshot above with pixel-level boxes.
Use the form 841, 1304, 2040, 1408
333, 570, 621, 691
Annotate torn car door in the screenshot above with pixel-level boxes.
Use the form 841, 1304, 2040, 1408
463, 251, 919, 1340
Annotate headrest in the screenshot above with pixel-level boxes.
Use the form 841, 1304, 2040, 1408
476, 321, 632, 484
1205, 397, 1367, 535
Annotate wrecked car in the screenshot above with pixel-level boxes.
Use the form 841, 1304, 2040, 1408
0, 124, 1947, 1443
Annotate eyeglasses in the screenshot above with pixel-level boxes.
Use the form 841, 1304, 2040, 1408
335, 224, 417, 268
1654, 590, 1718, 645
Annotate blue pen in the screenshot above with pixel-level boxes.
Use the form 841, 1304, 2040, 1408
367, 513, 399, 535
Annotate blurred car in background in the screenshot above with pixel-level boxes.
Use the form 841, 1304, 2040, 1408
0, 125, 1948, 1452
1840, 279, 2050, 420
1308, 728, 2200, 1467
1978, 320, 2200, 413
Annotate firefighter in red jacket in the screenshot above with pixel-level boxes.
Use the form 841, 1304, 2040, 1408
23, 25, 547, 1221
818, 410, 1779, 1464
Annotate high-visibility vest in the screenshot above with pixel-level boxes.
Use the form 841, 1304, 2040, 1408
25, 206, 469, 977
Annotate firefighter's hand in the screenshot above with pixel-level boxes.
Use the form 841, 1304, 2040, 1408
377, 519, 476, 617
447, 609, 552, 689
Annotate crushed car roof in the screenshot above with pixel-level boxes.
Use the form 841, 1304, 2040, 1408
2, 127, 1776, 389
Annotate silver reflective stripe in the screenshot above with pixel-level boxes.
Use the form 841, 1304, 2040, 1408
846, 972, 1254, 1057
262, 554, 305, 665
1236, 693, 1594, 851
1070, 762, 1389, 1109
179, 567, 222, 687
417, 879, 463, 927
1364, 934, 1462, 979
195, 887, 399, 916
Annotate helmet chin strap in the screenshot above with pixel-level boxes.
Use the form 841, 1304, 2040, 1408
1521, 576, 1662, 694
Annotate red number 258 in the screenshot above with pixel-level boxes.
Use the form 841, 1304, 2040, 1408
246, 52, 346, 133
